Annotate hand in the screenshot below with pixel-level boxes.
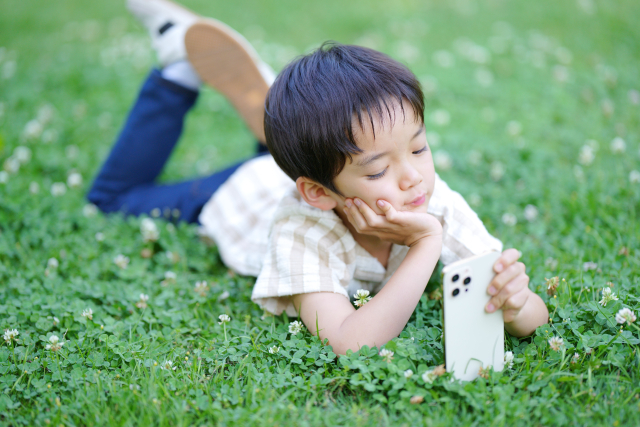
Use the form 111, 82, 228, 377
342, 198, 443, 247
485, 248, 531, 323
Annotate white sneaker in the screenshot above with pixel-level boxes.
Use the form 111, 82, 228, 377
126, 0, 199, 66
185, 19, 275, 142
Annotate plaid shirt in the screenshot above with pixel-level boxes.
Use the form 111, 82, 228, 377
199, 155, 502, 316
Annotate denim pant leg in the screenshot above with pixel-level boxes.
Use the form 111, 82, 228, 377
87, 69, 266, 224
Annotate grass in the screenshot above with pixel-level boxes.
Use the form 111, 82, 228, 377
1, 0, 640, 425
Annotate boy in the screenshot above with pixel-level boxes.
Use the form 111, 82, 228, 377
89, 0, 549, 355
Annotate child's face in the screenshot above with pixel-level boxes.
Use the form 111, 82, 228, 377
331, 100, 435, 216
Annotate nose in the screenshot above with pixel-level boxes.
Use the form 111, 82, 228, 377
399, 162, 422, 191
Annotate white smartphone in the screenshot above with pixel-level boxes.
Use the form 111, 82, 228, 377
441, 251, 504, 381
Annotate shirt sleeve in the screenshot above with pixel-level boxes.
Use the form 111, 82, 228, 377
428, 173, 503, 265
251, 213, 357, 316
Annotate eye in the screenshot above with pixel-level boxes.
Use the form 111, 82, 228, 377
366, 168, 387, 180
412, 145, 428, 155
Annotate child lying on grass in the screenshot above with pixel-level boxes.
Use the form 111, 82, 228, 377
88, 0, 549, 355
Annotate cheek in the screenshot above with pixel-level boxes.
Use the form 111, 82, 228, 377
360, 181, 404, 213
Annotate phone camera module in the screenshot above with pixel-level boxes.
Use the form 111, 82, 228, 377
463, 277, 471, 285
452, 274, 460, 282
452, 288, 460, 297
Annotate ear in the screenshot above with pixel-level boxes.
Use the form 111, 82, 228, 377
296, 177, 339, 211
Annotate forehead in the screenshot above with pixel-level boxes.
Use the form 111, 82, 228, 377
352, 99, 422, 150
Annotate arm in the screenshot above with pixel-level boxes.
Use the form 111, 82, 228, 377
294, 197, 443, 355
293, 235, 442, 355
485, 248, 549, 337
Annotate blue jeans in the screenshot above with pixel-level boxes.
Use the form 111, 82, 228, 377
87, 69, 268, 223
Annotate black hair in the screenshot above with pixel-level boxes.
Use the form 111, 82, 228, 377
264, 42, 424, 195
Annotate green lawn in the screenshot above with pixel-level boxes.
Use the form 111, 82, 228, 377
1, 0, 640, 425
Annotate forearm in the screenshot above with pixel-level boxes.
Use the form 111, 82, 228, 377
332, 236, 442, 354
504, 291, 549, 337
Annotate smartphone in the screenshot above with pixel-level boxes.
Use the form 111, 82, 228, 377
441, 251, 504, 381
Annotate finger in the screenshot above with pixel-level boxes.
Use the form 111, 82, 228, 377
353, 198, 383, 227
487, 262, 526, 295
494, 248, 521, 273
376, 200, 400, 223
486, 273, 529, 313
347, 200, 369, 231
502, 290, 530, 323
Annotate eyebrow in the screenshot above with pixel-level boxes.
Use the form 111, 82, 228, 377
356, 125, 425, 168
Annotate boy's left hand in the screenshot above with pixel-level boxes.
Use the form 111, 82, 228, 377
485, 248, 531, 323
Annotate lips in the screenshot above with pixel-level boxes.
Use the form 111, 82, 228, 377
407, 193, 426, 206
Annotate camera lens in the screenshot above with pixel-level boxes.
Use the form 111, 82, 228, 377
452, 288, 460, 297
452, 274, 460, 282
463, 277, 471, 285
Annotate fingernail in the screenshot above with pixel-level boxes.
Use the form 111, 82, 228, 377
354, 199, 361, 207
486, 303, 495, 313
345, 200, 352, 208
377, 200, 384, 207
495, 263, 503, 272
488, 286, 496, 295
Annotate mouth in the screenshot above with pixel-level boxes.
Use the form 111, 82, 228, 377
407, 193, 426, 207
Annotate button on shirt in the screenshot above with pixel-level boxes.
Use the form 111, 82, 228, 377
199, 155, 503, 316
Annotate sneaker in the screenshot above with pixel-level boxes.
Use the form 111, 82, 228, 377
185, 19, 275, 142
126, 0, 199, 66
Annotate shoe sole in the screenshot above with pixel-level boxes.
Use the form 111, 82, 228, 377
185, 19, 270, 142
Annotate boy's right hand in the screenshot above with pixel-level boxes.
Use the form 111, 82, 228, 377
343, 198, 443, 247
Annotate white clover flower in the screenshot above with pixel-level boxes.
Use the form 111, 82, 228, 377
425, 131, 440, 147
610, 137, 626, 154
490, 161, 505, 181
3, 329, 19, 343
268, 345, 280, 354
433, 150, 452, 171
66, 172, 83, 189
553, 65, 569, 83
135, 293, 150, 309
95, 232, 105, 242
194, 281, 209, 296
45, 334, 64, 352
160, 360, 176, 371
164, 271, 177, 281
47, 258, 59, 269
140, 218, 159, 243
506, 121, 522, 137
379, 348, 394, 363
430, 109, 451, 126
404, 369, 414, 379
83, 203, 98, 217
548, 336, 564, 351
353, 289, 372, 308
432, 50, 455, 68
288, 320, 304, 335
53, 316, 60, 325
218, 314, 231, 325
578, 145, 595, 165
615, 308, 636, 325
29, 182, 40, 194
217, 290, 230, 301
42, 129, 59, 144
582, 261, 597, 271
502, 213, 517, 226
151, 208, 161, 218
475, 68, 494, 87
545, 257, 558, 270
50, 182, 67, 197
504, 351, 514, 369
13, 146, 32, 164
524, 204, 538, 222
599, 287, 618, 306
0, 171, 8, 184
629, 170, 640, 184
22, 119, 43, 140
114, 254, 129, 269
81, 308, 93, 320
3, 157, 20, 174
468, 193, 482, 207
422, 369, 436, 383
571, 352, 580, 364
